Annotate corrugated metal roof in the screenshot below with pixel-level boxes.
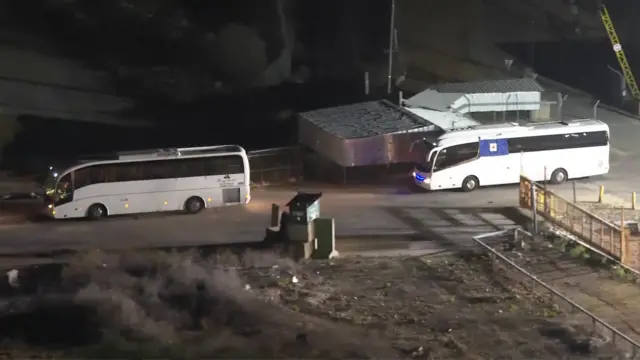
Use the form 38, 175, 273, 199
299, 100, 435, 139
430, 78, 544, 94
404, 89, 464, 111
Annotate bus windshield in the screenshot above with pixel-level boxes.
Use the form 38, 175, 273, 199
415, 141, 436, 172
432, 142, 480, 172
43, 171, 73, 205
43, 174, 57, 197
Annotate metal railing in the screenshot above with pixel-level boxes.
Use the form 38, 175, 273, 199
247, 146, 302, 187
473, 227, 640, 357
519, 175, 624, 261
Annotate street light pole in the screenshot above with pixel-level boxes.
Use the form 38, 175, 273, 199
607, 65, 627, 98
387, 0, 396, 94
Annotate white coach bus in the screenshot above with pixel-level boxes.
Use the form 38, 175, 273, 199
413, 119, 610, 192
43, 145, 251, 220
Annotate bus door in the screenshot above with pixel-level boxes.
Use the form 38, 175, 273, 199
478, 139, 517, 184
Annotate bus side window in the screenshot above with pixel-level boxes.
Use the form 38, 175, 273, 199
100, 164, 118, 182
142, 160, 169, 179
74, 168, 91, 189
226, 155, 244, 174
211, 155, 243, 175
116, 163, 142, 182
184, 158, 206, 177
88, 166, 106, 184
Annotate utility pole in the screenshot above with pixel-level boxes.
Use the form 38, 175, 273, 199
387, 0, 396, 94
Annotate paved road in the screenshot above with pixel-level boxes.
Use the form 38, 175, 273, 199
0, 183, 526, 255
539, 77, 640, 204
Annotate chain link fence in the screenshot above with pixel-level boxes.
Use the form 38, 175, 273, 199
247, 146, 302, 187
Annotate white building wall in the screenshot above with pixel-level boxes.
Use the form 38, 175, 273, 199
403, 107, 480, 130
450, 91, 541, 114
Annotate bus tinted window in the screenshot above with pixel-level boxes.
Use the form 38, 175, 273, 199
210, 155, 244, 174
434, 142, 479, 171
508, 131, 608, 153
72, 155, 245, 188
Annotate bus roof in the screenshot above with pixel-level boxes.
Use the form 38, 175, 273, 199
78, 145, 246, 162
435, 119, 609, 147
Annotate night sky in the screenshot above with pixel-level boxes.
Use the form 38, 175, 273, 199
0, 0, 637, 172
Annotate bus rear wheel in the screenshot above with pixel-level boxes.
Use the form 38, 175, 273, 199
461, 176, 479, 192
87, 204, 107, 220
550, 168, 568, 185
185, 197, 205, 214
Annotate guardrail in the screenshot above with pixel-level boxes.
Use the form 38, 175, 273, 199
519, 175, 626, 262
247, 146, 302, 187
473, 228, 640, 358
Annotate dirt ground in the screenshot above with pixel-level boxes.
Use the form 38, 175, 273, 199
489, 226, 640, 349
0, 249, 627, 359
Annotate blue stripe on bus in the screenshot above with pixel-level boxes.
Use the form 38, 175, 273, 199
479, 139, 509, 157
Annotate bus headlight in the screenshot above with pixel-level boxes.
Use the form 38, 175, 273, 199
48, 204, 53, 209
413, 171, 431, 184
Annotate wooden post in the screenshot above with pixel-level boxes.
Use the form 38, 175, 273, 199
621, 206, 627, 264
598, 185, 605, 203
600, 222, 604, 248
270, 203, 280, 228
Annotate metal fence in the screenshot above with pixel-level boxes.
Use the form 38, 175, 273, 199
519, 175, 625, 262
247, 146, 302, 187
473, 227, 640, 358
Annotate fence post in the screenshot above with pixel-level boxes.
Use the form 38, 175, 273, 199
572, 181, 577, 203
621, 206, 627, 264
543, 167, 549, 213
531, 182, 538, 234
556, 92, 563, 119
598, 185, 604, 203
364, 71, 370, 95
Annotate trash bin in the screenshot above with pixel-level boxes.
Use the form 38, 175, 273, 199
286, 192, 322, 225
285, 192, 322, 251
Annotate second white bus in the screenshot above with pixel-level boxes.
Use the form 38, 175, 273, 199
43, 145, 251, 220
413, 119, 610, 192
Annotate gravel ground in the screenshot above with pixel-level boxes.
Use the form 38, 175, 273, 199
0, 249, 627, 359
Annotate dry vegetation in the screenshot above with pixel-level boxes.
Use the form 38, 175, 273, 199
0, 248, 627, 359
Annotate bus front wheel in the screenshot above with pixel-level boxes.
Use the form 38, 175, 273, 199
87, 204, 107, 220
462, 176, 479, 192
185, 197, 205, 214
550, 168, 568, 185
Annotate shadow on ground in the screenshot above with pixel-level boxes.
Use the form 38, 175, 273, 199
383, 206, 530, 248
